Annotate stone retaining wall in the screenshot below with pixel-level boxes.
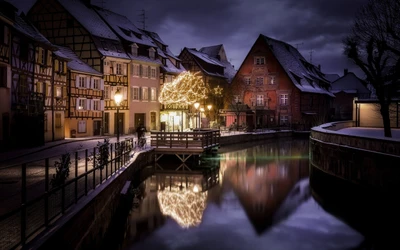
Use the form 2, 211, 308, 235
219, 131, 293, 146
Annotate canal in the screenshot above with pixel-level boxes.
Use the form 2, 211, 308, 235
104, 138, 365, 250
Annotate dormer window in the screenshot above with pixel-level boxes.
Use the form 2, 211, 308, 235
149, 47, 156, 60
254, 56, 265, 65
162, 45, 167, 52
162, 58, 166, 66
131, 43, 138, 57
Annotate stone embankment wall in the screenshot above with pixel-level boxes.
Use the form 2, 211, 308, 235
310, 121, 400, 193
219, 131, 293, 146
30, 150, 154, 250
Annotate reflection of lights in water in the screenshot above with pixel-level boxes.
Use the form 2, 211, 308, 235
157, 189, 207, 228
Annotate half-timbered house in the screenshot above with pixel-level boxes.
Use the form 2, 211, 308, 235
94, 8, 161, 132
0, 1, 14, 150
178, 45, 235, 128
141, 29, 187, 132
54, 45, 103, 138
27, 0, 130, 137
230, 34, 334, 131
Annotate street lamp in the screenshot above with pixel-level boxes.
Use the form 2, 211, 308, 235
194, 102, 200, 129
114, 88, 123, 143
200, 107, 205, 128
207, 104, 212, 128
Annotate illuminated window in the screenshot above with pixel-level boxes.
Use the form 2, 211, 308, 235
256, 95, 264, 106
269, 75, 276, 84
254, 57, 265, 65
131, 86, 139, 100
280, 94, 288, 105
116, 63, 122, 75
142, 87, 148, 100
77, 98, 86, 110
150, 87, 156, 101
35, 82, 43, 93
151, 67, 156, 78
55, 86, 62, 98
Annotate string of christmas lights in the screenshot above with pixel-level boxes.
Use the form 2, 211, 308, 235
159, 71, 209, 105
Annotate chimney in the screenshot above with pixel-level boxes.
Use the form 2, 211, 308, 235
344, 68, 348, 75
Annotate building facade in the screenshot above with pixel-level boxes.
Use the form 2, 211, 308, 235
230, 34, 334, 131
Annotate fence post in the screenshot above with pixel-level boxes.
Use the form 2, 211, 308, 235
45, 158, 49, 226
85, 149, 88, 195
21, 163, 27, 245
93, 147, 96, 188
110, 143, 114, 174
75, 151, 78, 203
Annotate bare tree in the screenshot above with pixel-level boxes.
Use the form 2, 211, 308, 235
344, 0, 400, 137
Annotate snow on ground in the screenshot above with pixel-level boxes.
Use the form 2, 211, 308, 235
336, 127, 400, 141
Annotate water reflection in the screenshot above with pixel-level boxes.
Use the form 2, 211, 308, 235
121, 139, 364, 250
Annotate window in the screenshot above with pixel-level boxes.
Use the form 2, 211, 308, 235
78, 77, 86, 88
162, 58, 166, 66
150, 88, 156, 101
254, 57, 265, 65
132, 64, 140, 77
55, 113, 62, 128
256, 95, 264, 106
269, 75, 276, 84
142, 66, 149, 78
234, 95, 240, 104
244, 77, 250, 85
93, 100, 100, 111
39, 48, 46, 65
131, 87, 139, 100
142, 87, 148, 100
280, 115, 288, 125
149, 47, 155, 59
116, 63, 122, 75
78, 120, 86, 133
55, 86, 62, 98
256, 77, 264, 85
280, 94, 288, 105
35, 81, 43, 93
131, 43, 138, 57
77, 98, 86, 110
104, 86, 110, 99
93, 79, 100, 89
59, 61, 64, 73
151, 67, 156, 78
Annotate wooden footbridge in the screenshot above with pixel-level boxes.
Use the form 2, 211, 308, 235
150, 129, 220, 163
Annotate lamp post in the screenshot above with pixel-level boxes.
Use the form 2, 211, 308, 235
200, 107, 205, 128
194, 102, 200, 129
114, 88, 123, 143
207, 104, 212, 128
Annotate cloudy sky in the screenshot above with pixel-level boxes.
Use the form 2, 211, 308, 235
13, 0, 368, 77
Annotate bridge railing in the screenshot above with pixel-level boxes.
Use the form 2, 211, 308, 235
0, 138, 135, 250
150, 130, 220, 149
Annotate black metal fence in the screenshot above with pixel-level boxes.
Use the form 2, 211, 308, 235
0, 138, 135, 250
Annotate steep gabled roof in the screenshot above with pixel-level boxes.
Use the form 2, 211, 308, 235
94, 7, 155, 47
331, 72, 371, 95
14, 13, 54, 48
186, 48, 225, 67
54, 45, 102, 76
324, 73, 340, 82
141, 29, 181, 62
56, 0, 129, 59
199, 44, 223, 58
260, 34, 334, 97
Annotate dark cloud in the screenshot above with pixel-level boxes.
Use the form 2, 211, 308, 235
13, 0, 369, 77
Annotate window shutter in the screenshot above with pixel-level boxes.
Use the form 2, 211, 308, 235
123, 64, 127, 75
76, 98, 79, 111
54, 59, 59, 72
123, 87, 127, 100
86, 77, 90, 88
139, 65, 142, 77
110, 86, 115, 100
139, 87, 142, 100
100, 79, 104, 90
47, 51, 51, 65
148, 88, 151, 100
130, 87, 133, 100
90, 99, 94, 110
37, 48, 42, 64
76, 75, 80, 87
63, 86, 67, 98
100, 100, 104, 110
111, 61, 116, 74
63, 62, 67, 73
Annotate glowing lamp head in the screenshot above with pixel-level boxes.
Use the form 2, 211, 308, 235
194, 102, 200, 110
207, 104, 212, 111
200, 107, 205, 112
114, 88, 123, 106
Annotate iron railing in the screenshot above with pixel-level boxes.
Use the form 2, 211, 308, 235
0, 138, 135, 250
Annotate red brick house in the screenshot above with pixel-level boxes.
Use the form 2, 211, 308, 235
229, 34, 334, 130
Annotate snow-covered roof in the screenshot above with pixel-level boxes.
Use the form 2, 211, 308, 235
142, 29, 181, 61
199, 44, 223, 58
130, 53, 161, 65
331, 72, 371, 95
324, 73, 340, 82
52, 47, 70, 60
261, 34, 334, 97
161, 58, 186, 75
57, 0, 118, 40
94, 7, 155, 47
187, 48, 225, 67
91, 36, 129, 59
14, 14, 54, 48
220, 60, 237, 83
54, 45, 102, 76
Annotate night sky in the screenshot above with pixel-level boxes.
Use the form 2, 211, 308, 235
12, 0, 368, 78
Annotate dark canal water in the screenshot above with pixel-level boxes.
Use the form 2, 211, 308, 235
107, 138, 366, 250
